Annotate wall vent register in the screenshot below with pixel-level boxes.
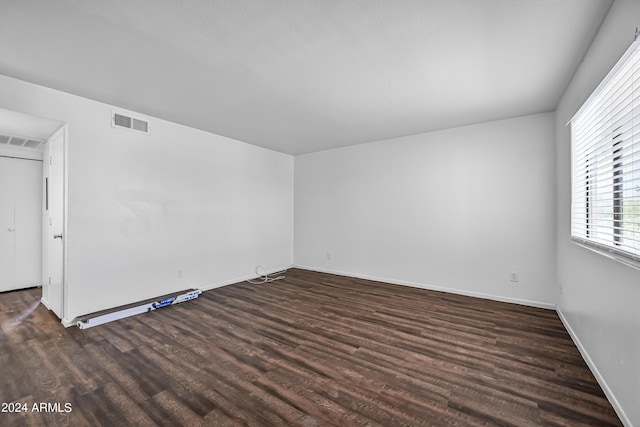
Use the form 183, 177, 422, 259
111, 112, 150, 134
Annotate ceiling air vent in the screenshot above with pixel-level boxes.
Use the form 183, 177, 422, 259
0, 134, 46, 149
24, 139, 43, 148
112, 111, 150, 134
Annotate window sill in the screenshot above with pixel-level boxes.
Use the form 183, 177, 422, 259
571, 238, 640, 272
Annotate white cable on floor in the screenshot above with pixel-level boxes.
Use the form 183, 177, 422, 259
246, 265, 286, 284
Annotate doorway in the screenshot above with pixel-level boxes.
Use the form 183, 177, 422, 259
0, 108, 67, 320
0, 156, 42, 292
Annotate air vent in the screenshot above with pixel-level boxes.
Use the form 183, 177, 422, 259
114, 113, 131, 128
0, 134, 46, 149
112, 112, 150, 134
24, 139, 42, 148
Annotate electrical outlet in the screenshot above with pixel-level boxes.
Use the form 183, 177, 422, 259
509, 271, 519, 282
177, 269, 183, 279
327, 251, 333, 260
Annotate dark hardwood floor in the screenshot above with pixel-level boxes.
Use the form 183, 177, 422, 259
0, 269, 622, 426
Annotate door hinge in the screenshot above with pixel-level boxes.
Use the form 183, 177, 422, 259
49, 156, 52, 165
48, 277, 51, 285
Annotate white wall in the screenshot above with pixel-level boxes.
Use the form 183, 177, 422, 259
555, 1, 640, 425
0, 74, 294, 322
295, 113, 556, 307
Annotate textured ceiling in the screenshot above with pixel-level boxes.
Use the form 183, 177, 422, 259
0, 0, 613, 155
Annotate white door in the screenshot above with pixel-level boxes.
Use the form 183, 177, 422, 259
0, 156, 42, 292
42, 127, 66, 317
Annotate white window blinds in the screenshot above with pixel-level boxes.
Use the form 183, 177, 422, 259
571, 39, 640, 261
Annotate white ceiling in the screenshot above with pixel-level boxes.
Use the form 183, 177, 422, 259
0, 0, 613, 155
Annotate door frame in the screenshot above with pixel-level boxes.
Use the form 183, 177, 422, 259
41, 124, 69, 323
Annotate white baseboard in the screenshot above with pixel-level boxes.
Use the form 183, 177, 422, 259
293, 264, 555, 310
40, 297, 51, 310
63, 265, 294, 329
556, 307, 631, 427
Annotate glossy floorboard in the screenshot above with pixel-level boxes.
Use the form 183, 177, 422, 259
0, 269, 622, 426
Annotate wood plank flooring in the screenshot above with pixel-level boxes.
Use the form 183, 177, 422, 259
0, 268, 622, 426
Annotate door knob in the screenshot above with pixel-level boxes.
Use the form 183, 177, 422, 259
53, 234, 63, 239
7, 228, 15, 232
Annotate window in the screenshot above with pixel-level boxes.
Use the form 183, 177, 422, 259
571, 39, 640, 262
